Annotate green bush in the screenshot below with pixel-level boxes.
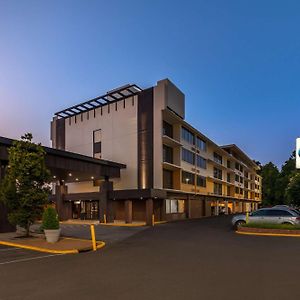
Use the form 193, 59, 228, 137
42, 207, 59, 230
242, 222, 300, 230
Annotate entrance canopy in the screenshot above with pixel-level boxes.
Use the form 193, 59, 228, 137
0, 136, 126, 183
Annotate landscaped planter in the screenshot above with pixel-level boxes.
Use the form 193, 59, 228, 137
238, 226, 300, 235
44, 229, 61, 243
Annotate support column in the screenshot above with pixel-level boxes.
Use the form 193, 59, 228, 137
224, 200, 229, 215
185, 194, 192, 219
125, 200, 133, 224
204, 198, 211, 217
55, 182, 70, 221
215, 200, 219, 216
232, 201, 236, 214
99, 178, 114, 223
146, 198, 154, 226
242, 202, 247, 213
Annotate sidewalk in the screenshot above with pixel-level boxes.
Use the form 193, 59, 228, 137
0, 232, 105, 254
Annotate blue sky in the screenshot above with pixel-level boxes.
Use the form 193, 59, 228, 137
0, 0, 299, 167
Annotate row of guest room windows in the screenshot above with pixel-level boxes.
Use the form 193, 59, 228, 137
182, 171, 206, 187
181, 127, 207, 151
181, 148, 207, 169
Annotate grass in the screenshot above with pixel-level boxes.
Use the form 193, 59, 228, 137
241, 223, 300, 230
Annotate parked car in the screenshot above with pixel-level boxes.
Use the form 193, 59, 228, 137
273, 205, 300, 215
231, 207, 300, 229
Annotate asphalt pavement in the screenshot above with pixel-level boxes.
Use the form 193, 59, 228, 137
1, 216, 300, 300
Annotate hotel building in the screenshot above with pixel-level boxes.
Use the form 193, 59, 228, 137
49, 78, 262, 225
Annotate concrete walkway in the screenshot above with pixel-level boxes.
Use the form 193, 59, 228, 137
0, 232, 105, 254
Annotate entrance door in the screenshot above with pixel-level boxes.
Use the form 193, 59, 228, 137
85, 201, 99, 220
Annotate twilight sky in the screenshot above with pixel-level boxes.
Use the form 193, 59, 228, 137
0, 0, 299, 168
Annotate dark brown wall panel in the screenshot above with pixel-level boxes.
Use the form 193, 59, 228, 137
137, 88, 154, 189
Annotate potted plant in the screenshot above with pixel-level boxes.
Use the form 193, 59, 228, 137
42, 207, 61, 243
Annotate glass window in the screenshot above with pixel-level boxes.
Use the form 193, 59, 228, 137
196, 155, 207, 169
266, 210, 292, 217
93, 129, 102, 159
181, 126, 195, 144
214, 183, 222, 195
196, 175, 206, 187
163, 145, 173, 164
213, 152, 222, 164
227, 160, 231, 168
235, 174, 239, 182
166, 199, 185, 214
240, 177, 244, 184
227, 173, 231, 183
163, 121, 173, 138
214, 167, 222, 180
163, 169, 173, 189
182, 171, 195, 185
182, 148, 195, 165
196, 137, 206, 151
235, 187, 239, 194
251, 209, 268, 217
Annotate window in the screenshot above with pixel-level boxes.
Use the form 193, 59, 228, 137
235, 162, 239, 170
227, 160, 231, 169
163, 169, 173, 189
227, 186, 231, 196
227, 173, 231, 183
239, 188, 243, 195
166, 199, 185, 214
181, 126, 194, 144
235, 174, 239, 182
196, 155, 207, 169
93, 129, 102, 159
182, 171, 195, 185
163, 121, 173, 138
182, 148, 195, 164
213, 152, 222, 165
196, 137, 206, 151
214, 167, 222, 180
197, 175, 206, 187
251, 209, 268, 217
214, 183, 222, 195
235, 187, 239, 194
240, 177, 244, 184
266, 210, 292, 217
163, 145, 173, 164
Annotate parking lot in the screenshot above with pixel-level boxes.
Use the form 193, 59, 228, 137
1, 216, 300, 300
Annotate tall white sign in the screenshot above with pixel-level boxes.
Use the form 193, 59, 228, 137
296, 138, 300, 169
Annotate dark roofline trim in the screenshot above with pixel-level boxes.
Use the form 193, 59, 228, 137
0, 136, 126, 169
54, 84, 142, 119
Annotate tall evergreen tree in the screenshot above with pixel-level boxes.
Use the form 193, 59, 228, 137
260, 162, 280, 206
0, 133, 50, 236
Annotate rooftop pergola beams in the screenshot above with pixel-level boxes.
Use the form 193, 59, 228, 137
55, 84, 142, 119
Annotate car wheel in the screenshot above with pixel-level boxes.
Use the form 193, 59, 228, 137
234, 220, 246, 230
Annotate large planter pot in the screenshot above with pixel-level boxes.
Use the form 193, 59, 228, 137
44, 228, 61, 243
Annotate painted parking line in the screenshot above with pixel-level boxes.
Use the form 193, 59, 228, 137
0, 247, 22, 252
0, 253, 64, 265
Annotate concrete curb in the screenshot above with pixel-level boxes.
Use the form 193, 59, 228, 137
0, 238, 106, 254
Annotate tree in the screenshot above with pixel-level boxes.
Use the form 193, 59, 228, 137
0, 133, 50, 236
285, 172, 300, 207
260, 162, 280, 206
275, 151, 296, 203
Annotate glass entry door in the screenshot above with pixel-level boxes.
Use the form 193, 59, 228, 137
84, 201, 99, 220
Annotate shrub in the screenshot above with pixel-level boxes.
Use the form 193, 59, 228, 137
42, 207, 59, 230
242, 222, 300, 230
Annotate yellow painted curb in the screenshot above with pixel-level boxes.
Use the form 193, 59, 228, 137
99, 223, 146, 227
0, 238, 106, 254
236, 230, 300, 238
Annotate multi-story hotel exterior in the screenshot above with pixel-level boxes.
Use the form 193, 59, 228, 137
50, 78, 262, 224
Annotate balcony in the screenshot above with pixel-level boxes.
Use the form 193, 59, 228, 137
162, 135, 182, 148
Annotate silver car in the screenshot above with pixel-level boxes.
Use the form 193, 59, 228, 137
232, 207, 300, 229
